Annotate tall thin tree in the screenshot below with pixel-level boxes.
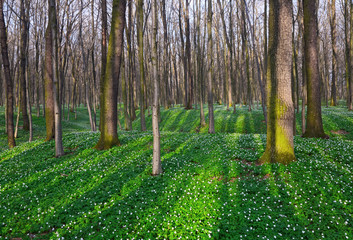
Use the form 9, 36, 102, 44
0, 0, 15, 148
152, 0, 162, 175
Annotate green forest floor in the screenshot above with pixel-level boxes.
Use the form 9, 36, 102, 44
0, 104, 353, 239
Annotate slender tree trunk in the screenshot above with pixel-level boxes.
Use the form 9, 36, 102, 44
99, 0, 108, 131
137, 0, 146, 131
95, 0, 126, 150
49, 0, 64, 156
0, 0, 15, 148
330, 0, 337, 106
302, 0, 327, 138
152, 0, 162, 175
20, 0, 29, 131
121, 52, 131, 130
259, 0, 296, 165
207, 0, 215, 134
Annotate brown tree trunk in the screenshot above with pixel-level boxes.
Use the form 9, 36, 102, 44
207, 0, 215, 134
0, 0, 15, 148
137, 0, 146, 131
20, 0, 29, 131
302, 0, 327, 138
259, 0, 296, 165
330, 0, 337, 106
95, 0, 126, 150
44, 21, 55, 141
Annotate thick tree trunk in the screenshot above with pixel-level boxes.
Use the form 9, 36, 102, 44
95, 0, 126, 150
44, 23, 55, 141
259, 0, 296, 165
0, 0, 15, 148
302, 0, 327, 138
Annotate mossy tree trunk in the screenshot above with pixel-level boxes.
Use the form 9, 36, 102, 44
95, 0, 126, 150
207, 0, 215, 134
259, 0, 296, 165
152, 0, 162, 176
302, 0, 327, 139
0, 0, 15, 148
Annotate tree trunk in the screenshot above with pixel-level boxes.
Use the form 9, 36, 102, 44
20, 0, 29, 131
207, 0, 215, 134
259, 0, 296, 165
0, 0, 15, 148
152, 0, 162, 176
49, 0, 64, 157
137, 0, 146, 131
330, 0, 337, 106
95, 0, 126, 150
44, 20, 55, 141
302, 0, 327, 138
99, 0, 108, 131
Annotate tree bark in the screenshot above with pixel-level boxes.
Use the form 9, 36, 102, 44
0, 0, 15, 148
259, 0, 296, 165
44, 18, 55, 141
137, 0, 146, 131
207, 0, 215, 134
152, 0, 162, 175
329, 0, 337, 106
302, 0, 327, 138
20, 0, 29, 131
95, 0, 126, 150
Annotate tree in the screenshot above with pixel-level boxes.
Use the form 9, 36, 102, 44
207, 0, 215, 134
329, 0, 337, 106
259, 0, 296, 164
152, 0, 162, 175
99, 0, 108, 132
0, 0, 15, 148
95, 0, 126, 150
302, 0, 327, 138
137, 0, 146, 131
49, 0, 64, 157
20, 0, 29, 131
44, 2, 55, 141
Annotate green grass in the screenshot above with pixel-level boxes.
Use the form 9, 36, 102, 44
0, 104, 353, 239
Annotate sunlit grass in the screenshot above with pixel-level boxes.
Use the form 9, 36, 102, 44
0, 104, 352, 239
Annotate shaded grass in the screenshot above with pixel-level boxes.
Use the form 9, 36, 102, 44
0, 104, 353, 239
0, 132, 352, 239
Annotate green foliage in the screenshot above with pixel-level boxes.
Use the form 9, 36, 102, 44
0, 105, 352, 239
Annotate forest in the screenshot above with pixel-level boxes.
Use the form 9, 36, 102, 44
0, 0, 353, 239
